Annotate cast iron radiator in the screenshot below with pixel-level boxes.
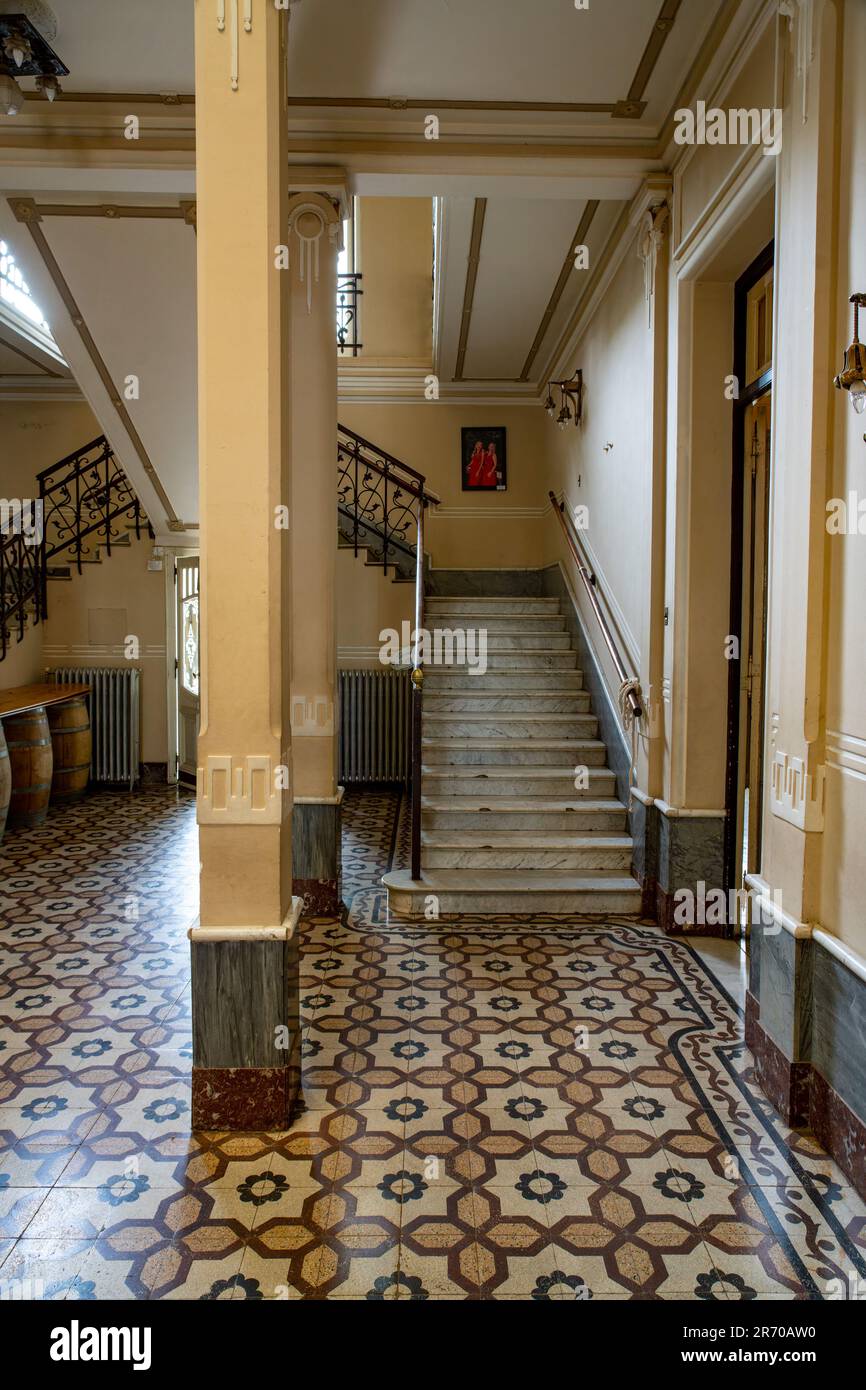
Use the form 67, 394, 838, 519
46, 667, 142, 790
338, 669, 411, 784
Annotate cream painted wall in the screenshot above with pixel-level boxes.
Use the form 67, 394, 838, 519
818, 0, 866, 953
350, 198, 433, 367
545, 246, 652, 680
0, 399, 168, 764
336, 549, 413, 669
340, 403, 551, 570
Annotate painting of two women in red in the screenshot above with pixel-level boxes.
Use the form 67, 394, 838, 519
461, 426, 507, 491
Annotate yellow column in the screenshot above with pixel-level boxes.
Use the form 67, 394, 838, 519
190, 0, 299, 1129
287, 184, 344, 913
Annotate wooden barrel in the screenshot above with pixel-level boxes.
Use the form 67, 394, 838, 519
48, 697, 92, 803
0, 724, 10, 843
4, 706, 53, 829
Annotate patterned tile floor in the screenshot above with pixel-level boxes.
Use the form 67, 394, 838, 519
1, 784, 865, 1300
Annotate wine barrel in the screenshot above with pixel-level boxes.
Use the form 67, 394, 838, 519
48, 696, 92, 803
0, 724, 10, 843
4, 706, 53, 829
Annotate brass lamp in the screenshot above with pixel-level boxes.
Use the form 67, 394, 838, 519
834, 293, 866, 416
545, 370, 583, 429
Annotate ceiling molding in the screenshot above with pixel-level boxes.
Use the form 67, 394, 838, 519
10, 197, 196, 534
625, 0, 683, 112
12, 202, 197, 225
519, 200, 599, 384
288, 96, 634, 117
453, 197, 486, 382
31, 91, 195, 105
0, 319, 65, 377
0, 373, 83, 400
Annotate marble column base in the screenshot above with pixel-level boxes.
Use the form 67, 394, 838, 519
629, 799, 727, 936
292, 795, 343, 915
189, 899, 302, 1130
192, 1060, 300, 1129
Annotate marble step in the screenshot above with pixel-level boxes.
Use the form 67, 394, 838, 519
426, 597, 561, 615
421, 831, 633, 870
423, 712, 598, 739
425, 689, 591, 713
422, 738, 608, 767
427, 613, 567, 631
483, 633, 573, 650
423, 670, 584, 690
382, 868, 642, 917
421, 766, 616, 796
452, 652, 577, 670
421, 798, 628, 832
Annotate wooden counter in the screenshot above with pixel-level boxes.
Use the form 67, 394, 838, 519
0, 682, 92, 720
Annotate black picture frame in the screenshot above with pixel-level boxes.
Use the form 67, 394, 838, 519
461, 426, 507, 492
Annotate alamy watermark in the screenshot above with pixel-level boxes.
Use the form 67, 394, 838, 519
379, 621, 488, 675
0, 497, 43, 545
673, 100, 782, 158
673, 879, 783, 931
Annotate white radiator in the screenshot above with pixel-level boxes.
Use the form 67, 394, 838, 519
46, 667, 141, 790
338, 669, 411, 784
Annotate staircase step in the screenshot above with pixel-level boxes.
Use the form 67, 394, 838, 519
382, 868, 642, 917
427, 614, 567, 631
423, 713, 598, 739
421, 831, 633, 871
424, 670, 583, 691
421, 798, 628, 832
425, 689, 591, 713
449, 652, 577, 670
482, 633, 573, 650
421, 766, 616, 797
426, 597, 560, 614
422, 738, 608, 767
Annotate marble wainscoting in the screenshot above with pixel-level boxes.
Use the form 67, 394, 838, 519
747, 908, 866, 1203
426, 568, 547, 597
292, 794, 344, 915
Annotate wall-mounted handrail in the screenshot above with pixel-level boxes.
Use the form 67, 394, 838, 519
549, 491, 642, 721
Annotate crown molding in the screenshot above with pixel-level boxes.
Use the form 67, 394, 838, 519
0, 372, 82, 400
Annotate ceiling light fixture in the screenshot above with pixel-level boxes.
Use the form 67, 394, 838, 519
545, 370, 583, 430
0, 4, 67, 115
834, 293, 866, 417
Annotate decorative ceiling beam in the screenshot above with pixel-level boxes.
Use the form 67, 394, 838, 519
519, 200, 599, 383
453, 197, 487, 383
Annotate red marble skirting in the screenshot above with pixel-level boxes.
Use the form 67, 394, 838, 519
293, 877, 341, 916
654, 881, 728, 939
746, 990, 866, 1203
810, 1066, 866, 1201
192, 1065, 300, 1129
744, 991, 811, 1127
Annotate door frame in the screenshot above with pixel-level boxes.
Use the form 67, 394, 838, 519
722, 240, 774, 892
164, 546, 200, 785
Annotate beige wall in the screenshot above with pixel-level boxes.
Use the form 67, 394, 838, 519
0, 399, 168, 764
341, 402, 551, 571
351, 198, 433, 367
336, 548, 412, 669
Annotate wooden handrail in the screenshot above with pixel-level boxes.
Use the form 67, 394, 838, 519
549, 491, 642, 720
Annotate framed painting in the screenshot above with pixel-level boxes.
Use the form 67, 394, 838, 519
461, 426, 507, 491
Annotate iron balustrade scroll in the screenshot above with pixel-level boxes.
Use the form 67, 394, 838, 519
337, 272, 363, 356
0, 525, 46, 660
337, 424, 439, 579
37, 436, 151, 586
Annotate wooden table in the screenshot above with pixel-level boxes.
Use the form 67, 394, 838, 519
0, 682, 92, 719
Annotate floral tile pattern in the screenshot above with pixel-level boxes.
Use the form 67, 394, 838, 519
1, 784, 865, 1300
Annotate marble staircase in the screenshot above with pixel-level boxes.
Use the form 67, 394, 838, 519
382, 594, 642, 917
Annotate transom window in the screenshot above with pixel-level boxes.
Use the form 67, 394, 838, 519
0, 238, 53, 337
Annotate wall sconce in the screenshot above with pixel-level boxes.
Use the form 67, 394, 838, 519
544, 370, 583, 430
834, 293, 866, 416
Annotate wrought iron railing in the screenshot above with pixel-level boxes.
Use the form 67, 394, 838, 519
337, 424, 438, 579
0, 435, 151, 661
38, 436, 150, 578
337, 272, 363, 356
0, 524, 46, 661
337, 424, 437, 878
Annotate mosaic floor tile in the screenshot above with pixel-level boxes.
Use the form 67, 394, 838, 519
1, 784, 865, 1298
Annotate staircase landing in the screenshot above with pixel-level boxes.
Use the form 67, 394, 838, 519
382, 594, 642, 919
